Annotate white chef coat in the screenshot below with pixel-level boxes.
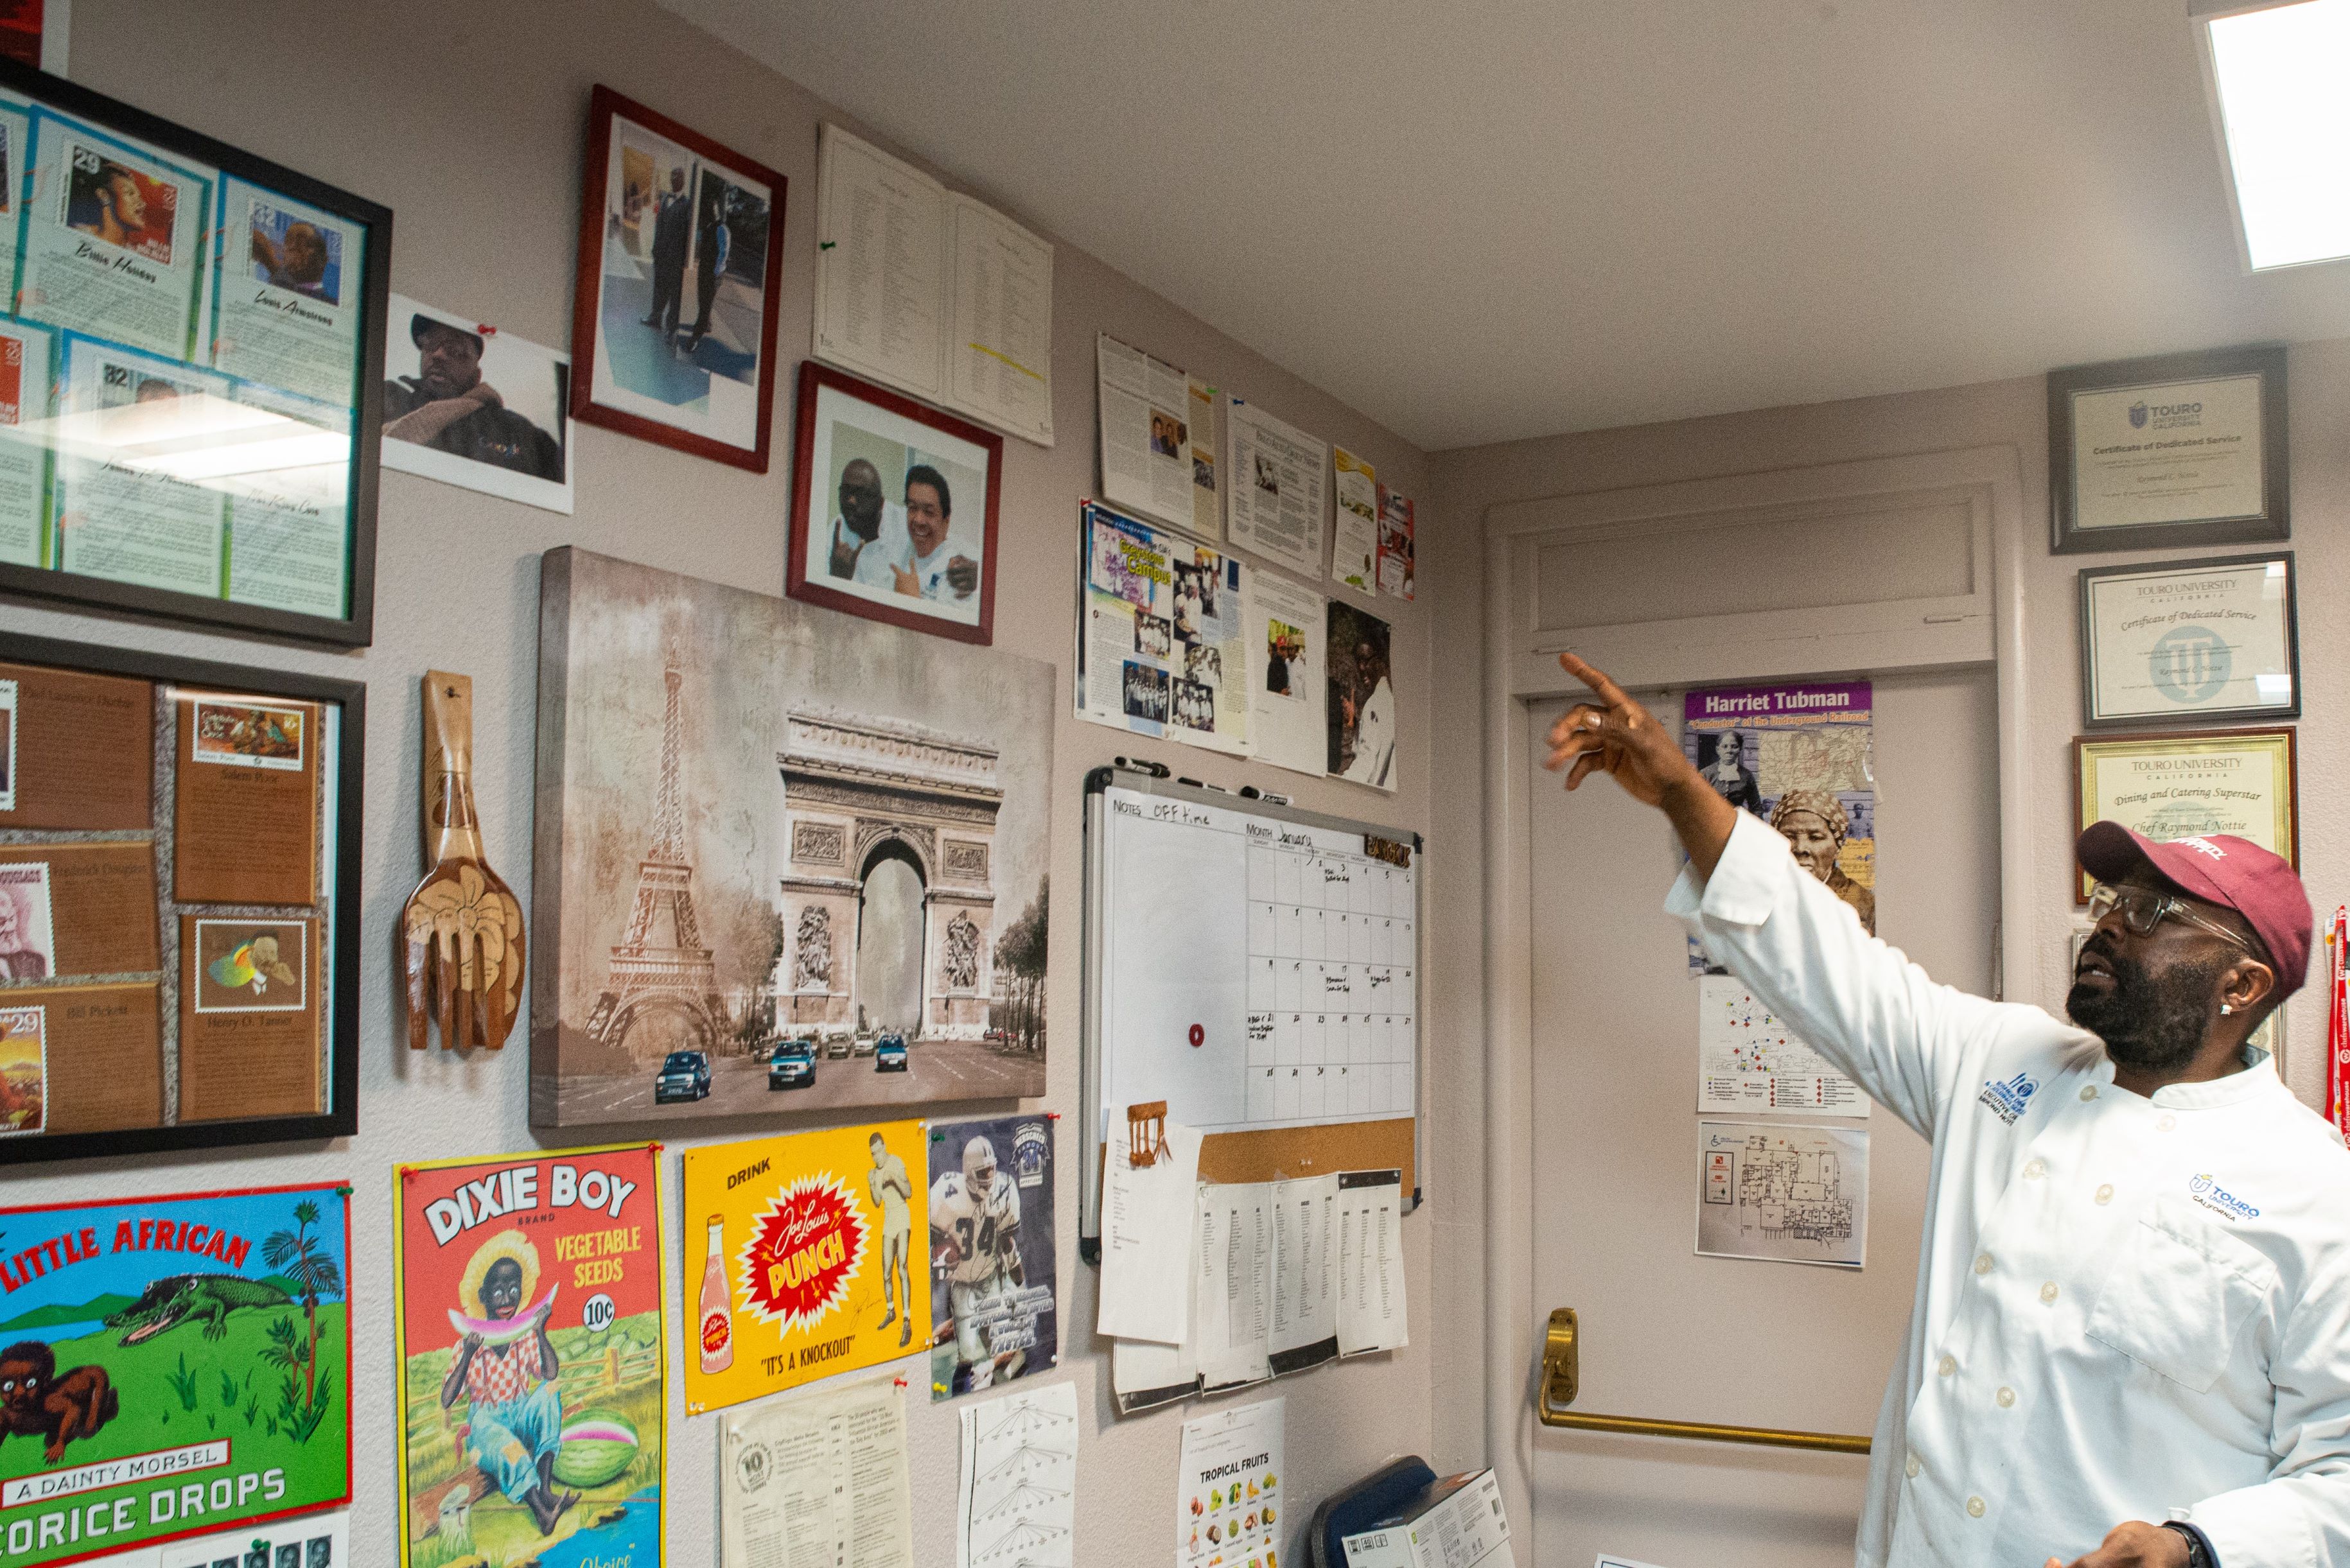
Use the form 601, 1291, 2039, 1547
1669, 812, 2350, 1568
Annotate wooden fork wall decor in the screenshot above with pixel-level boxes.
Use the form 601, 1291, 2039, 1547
401, 670, 525, 1048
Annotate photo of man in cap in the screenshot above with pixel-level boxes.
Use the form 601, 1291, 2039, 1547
383, 313, 565, 482
1547, 650, 2350, 1568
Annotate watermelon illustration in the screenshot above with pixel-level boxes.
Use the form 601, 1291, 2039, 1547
551, 1409, 640, 1488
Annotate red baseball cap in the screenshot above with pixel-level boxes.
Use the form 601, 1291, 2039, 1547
2076, 822, 2313, 998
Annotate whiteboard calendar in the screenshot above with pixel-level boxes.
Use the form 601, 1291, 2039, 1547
1083, 773, 1420, 1239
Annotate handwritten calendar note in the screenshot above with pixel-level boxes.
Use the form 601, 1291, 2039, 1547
1696, 974, 1866, 1117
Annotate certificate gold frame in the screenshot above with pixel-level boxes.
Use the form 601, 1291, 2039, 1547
2072, 726, 2297, 903
2077, 550, 2299, 729
2049, 344, 2288, 555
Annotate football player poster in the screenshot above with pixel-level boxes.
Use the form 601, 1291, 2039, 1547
927, 1114, 1058, 1400
680, 1121, 929, 1415
392, 1144, 665, 1568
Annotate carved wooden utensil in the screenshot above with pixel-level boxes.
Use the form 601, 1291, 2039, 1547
401, 670, 525, 1049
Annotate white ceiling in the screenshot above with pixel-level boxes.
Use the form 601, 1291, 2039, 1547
663, 0, 2350, 451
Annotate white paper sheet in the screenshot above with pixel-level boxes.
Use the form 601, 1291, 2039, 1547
1247, 566, 1329, 779
1227, 399, 1328, 577
1268, 1172, 1338, 1368
1696, 974, 1866, 1117
1177, 1397, 1284, 1568
723, 1375, 913, 1568
949, 195, 1054, 445
1098, 1117, 1203, 1343
1196, 1182, 1275, 1390
814, 124, 1055, 447
1331, 447, 1378, 590
814, 125, 947, 399
958, 1381, 1079, 1568
1696, 1120, 1869, 1267
1338, 1168, 1408, 1354
1098, 334, 1196, 528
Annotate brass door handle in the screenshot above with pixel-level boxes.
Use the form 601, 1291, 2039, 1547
1536, 1307, 1872, 1455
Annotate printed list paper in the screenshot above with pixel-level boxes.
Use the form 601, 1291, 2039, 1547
721, 1374, 913, 1568
1096, 1116, 1202, 1344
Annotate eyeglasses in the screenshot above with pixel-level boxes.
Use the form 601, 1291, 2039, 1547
2085, 882, 2251, 950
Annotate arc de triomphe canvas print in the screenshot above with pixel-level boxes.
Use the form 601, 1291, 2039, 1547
531, 547, 1052, 1126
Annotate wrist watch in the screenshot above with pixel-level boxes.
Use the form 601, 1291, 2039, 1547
2162, 1522, 2214, 1568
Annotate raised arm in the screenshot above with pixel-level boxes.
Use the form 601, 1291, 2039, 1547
1545, 653, 2013, 1137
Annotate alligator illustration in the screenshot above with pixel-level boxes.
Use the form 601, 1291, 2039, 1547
105, 1275, 294, 1345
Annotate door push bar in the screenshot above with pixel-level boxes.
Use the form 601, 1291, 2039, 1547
1538, 1307, 1873, 1456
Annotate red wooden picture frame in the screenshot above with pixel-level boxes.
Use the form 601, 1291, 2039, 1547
568, 84, 787, 472
786, 360, 1003, 645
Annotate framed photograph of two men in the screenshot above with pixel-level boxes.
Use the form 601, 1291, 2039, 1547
570, 85, 786, 473
0, 58, 390, 645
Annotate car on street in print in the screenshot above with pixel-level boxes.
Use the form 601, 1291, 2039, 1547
768, 1040, 818, 1090
654, 1049, 711, 1102
852, 1031, 877, 1057
875, 1032, 908, 1072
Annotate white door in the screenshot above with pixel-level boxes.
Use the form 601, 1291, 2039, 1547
1523, 665, 2001, 1567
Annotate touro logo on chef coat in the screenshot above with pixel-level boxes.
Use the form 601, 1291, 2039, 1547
1977, 1071, 2039, 1126
2188, 1172, 2260, 1222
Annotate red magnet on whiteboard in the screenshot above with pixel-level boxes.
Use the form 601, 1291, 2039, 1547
1188, 1024, 1205, 1048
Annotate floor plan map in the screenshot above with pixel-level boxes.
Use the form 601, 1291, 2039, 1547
1696, 1120, 1868, 1267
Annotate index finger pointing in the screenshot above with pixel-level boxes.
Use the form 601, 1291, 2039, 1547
1557, 651, 1632, 708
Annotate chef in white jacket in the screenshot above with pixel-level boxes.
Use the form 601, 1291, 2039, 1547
1546, 652, 2350, 1568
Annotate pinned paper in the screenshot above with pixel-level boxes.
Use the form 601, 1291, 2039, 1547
1098, 1115, 1200, 1343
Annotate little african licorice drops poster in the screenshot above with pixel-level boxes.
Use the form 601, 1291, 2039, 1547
393, 1144, 665, 1568
680, 1121, 929, 1415
0, 1181, 351, 1568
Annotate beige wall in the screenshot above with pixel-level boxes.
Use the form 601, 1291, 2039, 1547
6, 1, 1466, 1560
1432, 338, 2350, 1549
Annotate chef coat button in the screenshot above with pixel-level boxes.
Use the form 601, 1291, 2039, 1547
1967, 1496, 1986, 1519
2095, 1184, 2114, 1205
1904, 1455, 1921, 1478
2024, 1159, 2046, 1179
1974, 1252, 1994, 1275
2040, 1281, 2059, 1304
1997, 1386, 2016, 1408
2159, 1114, 2177, 1131
2080, 1085, 2098, 1102
1938, 1354, 1956, 1377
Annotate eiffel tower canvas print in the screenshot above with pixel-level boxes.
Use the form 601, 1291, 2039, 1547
531, 547, 1055, 1127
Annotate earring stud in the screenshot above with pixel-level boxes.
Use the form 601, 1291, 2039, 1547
2220, 1004, 2234, 1015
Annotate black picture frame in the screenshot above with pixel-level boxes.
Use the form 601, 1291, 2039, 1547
0, 58, 390, 646
2048, 344, 2288, 555
2076, 550, 2300, 729
0, 629, 362, 1166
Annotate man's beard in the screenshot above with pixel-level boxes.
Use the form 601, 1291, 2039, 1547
2066, 941, 2229, 1072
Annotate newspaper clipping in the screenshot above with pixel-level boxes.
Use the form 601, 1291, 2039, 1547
1227, 398, 1328, 578
1079, 501, 1250, 754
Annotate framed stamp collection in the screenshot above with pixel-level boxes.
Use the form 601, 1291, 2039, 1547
0, 631, 362, 1163
0, 58, 390, 645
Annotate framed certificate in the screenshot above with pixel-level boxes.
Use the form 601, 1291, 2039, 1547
2078, 552, 2298, 728
0, 58, 390, 645
2049, 345, 2286, 554
2073, 727, 2296, 902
